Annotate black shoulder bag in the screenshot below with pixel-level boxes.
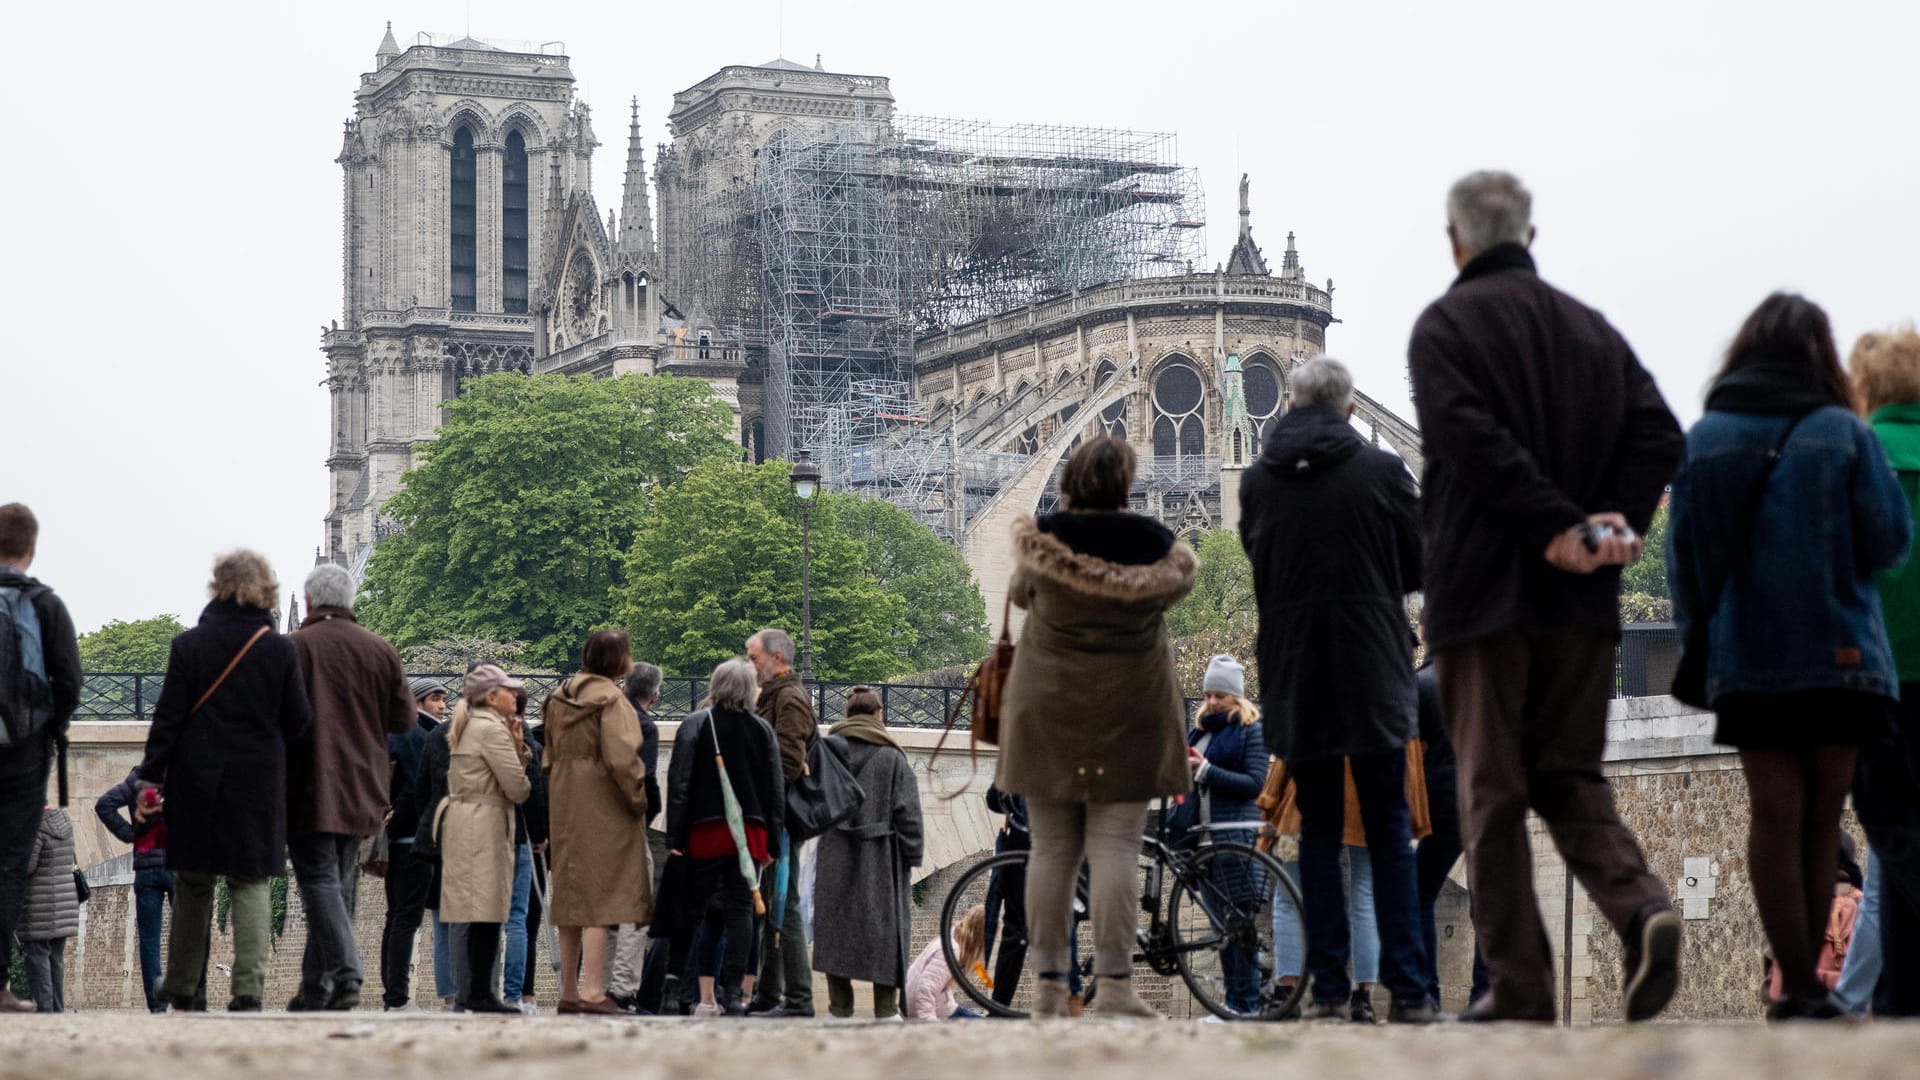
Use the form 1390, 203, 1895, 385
1672, 411, 1813, 707
785, 733, 865, 842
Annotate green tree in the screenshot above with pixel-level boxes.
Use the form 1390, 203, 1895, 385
1167, 530, 1256, 641
358, 373, 738, 668
1620, 503, 1670, 599
827, 494, 989, 672
613, 460, 909, 682
77, 615, 187, 671
398, 636, 544, 674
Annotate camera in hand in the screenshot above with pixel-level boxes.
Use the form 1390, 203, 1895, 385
1576, 522, 1638, 554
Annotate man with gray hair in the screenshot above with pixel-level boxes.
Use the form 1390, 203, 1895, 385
287, 563, 416, 1010
744, 628, 817, 1017
1409, 171, 1684, 1023
1238, 355, 1433, 1024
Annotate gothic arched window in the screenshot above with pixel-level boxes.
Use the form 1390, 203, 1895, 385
502, 130, 529, 314
451, 126, 478, 312
1151, 358, 1205, 462
1095, 357, 1127, 440
1243, 353, 1285, 446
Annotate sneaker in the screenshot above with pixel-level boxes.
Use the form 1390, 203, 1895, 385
0, 989, 36, 1013
1622, 905, 1682, 1022
324, 986, 361, 1012
518, 1000, 538, 1017
692, 1002, 725, 1019
385, 1001, 426, 1014
1387, 999, 1440, 1025
461, 997, 524, 1015
229, 996, 263, 1013
287, 992, 325, 1012
745, 1003, 814, 1018
1349, 989, 1377, 1025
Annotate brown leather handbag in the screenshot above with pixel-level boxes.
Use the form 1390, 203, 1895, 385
931, 596, 1014, 782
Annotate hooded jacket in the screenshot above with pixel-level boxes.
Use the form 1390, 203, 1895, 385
96, 767, 168, 871
541, 674, 652, 927
993, 510, 1197, 804
1239, 405, 1422, 764
1869, 402, 1920, 682
22, 806, 79, 940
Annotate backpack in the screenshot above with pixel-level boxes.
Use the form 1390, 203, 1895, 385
0, 584, 53, 749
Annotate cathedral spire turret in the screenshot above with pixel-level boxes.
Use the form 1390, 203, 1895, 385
1280, 230, 1302, 281
375, 21, 401, 68
1224, 173, 1269, 277
617, 98, 656, 269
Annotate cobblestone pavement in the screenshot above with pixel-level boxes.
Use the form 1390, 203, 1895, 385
3, 1014, 1919, 1080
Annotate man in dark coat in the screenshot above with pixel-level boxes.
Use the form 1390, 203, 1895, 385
745, 628, 816, 1018
0, 504, 81, 1014
379, 677, 444, 1010
286, 563, 414, 1011
1407, 170, 1684, 1023
1239, 357, 1434, 1024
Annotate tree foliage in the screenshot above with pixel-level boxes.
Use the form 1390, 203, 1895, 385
827, 494, 989, 672
398, 636, 544, 674
1620, 503, 1670, 599
1165, 530, 1259, 699
77, 615, 187, 671
358, 373, 739, 668
612, 461, 911, 682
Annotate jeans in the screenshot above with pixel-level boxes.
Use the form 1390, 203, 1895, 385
1835, 846, 1884, 1014
753, 843, 811, 1007
133, 867, 175, 1012
290, 832, 366, 1002
1026, 799, 1146, 982
0, 745, 48, 981
168, 872, 270, 1002
1272, 849, 1377, 982
432, 908, 455, 1001
520, 862, 543, 1002
504, 843, 532, 1001
380, 843, 434, 1008
1295, 750, 1427, 1006
21, 938, 66, 1012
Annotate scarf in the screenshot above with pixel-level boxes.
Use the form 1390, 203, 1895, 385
1197, 711, 1233, 734
830, 712, 901, 752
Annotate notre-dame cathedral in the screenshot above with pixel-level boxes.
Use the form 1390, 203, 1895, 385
320, 27, 1420, 589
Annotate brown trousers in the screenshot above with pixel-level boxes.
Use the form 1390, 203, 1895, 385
1435, 626, 1669, 1018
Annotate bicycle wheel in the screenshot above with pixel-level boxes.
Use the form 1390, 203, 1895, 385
942, 850, 1099, 1018
941, 851, 1032, 1018
1167, 841, 1304, 1021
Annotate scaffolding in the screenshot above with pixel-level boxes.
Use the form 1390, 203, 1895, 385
740, 115, 1205, 535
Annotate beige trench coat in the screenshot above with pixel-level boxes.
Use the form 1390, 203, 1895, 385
994, 513, 1198, 805
542, 674, 652, 927
434, 705, 531, 924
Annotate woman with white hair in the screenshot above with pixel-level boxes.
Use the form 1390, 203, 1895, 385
664, 658, 785, 1017
136, 550, 312, 1012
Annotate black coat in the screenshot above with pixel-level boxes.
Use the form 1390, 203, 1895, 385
0, 568, 81, 783
386, 711, 437, 844
665, 707, 784, 855
1407, 244, 1683, 651
1240, 405, 1422, 764
138, 600, 312, 878
411, 721, 452, 856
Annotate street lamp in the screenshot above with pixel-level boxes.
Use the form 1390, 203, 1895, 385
789, 449, 821, 683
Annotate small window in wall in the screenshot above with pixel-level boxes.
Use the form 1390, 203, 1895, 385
502, 130, 529, 314
451, 127, 478, 312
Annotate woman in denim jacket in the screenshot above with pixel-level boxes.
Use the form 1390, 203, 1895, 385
1667, 292, 1913, 1021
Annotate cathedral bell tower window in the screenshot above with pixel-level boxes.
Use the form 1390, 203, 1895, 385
503, 131, 529, 314
451, 127, 478, 312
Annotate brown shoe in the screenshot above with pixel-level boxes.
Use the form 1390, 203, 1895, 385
574, 997, 622, 1016
0, 989, 35, 1014
557, 998, 583, 1015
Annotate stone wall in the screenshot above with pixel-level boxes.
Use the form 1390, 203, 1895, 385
53, 700, 1776, 1019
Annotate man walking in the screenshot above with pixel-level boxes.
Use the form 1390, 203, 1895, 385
745, 628, 816, 1018
1408, 170, 1684, 1022
0, 504, 81, 1014
287, 563, 415, 1011
379, 677, 445, 1011
1239, 358, 1435, 1025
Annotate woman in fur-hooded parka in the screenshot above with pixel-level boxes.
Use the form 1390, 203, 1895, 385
994, 511, 1198, 804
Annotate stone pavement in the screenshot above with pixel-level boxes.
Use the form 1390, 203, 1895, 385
4, 1013, 1919, 1080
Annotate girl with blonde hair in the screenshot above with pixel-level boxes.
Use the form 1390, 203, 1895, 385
904, 904, 988, 1020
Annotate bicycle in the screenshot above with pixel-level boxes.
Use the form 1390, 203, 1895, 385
941, 799, 1306, 1021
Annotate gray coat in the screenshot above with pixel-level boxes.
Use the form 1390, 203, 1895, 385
22, 808, 79, 941
810, 724, 924, 988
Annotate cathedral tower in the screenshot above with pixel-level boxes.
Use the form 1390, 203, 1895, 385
322, 28, 588, 568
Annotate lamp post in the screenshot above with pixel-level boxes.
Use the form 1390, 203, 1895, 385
789, 449, 821, 683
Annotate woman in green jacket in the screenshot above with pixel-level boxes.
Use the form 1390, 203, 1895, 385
1849, 326, 1920, 1017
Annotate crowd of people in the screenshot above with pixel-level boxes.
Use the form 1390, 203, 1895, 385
2, 169, 1918, 1025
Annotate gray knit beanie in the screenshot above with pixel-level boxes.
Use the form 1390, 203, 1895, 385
1202, 654, 1245, 698
409, 676, 448, 702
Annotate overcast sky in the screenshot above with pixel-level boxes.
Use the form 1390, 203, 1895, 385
5, 0, 1915, 638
